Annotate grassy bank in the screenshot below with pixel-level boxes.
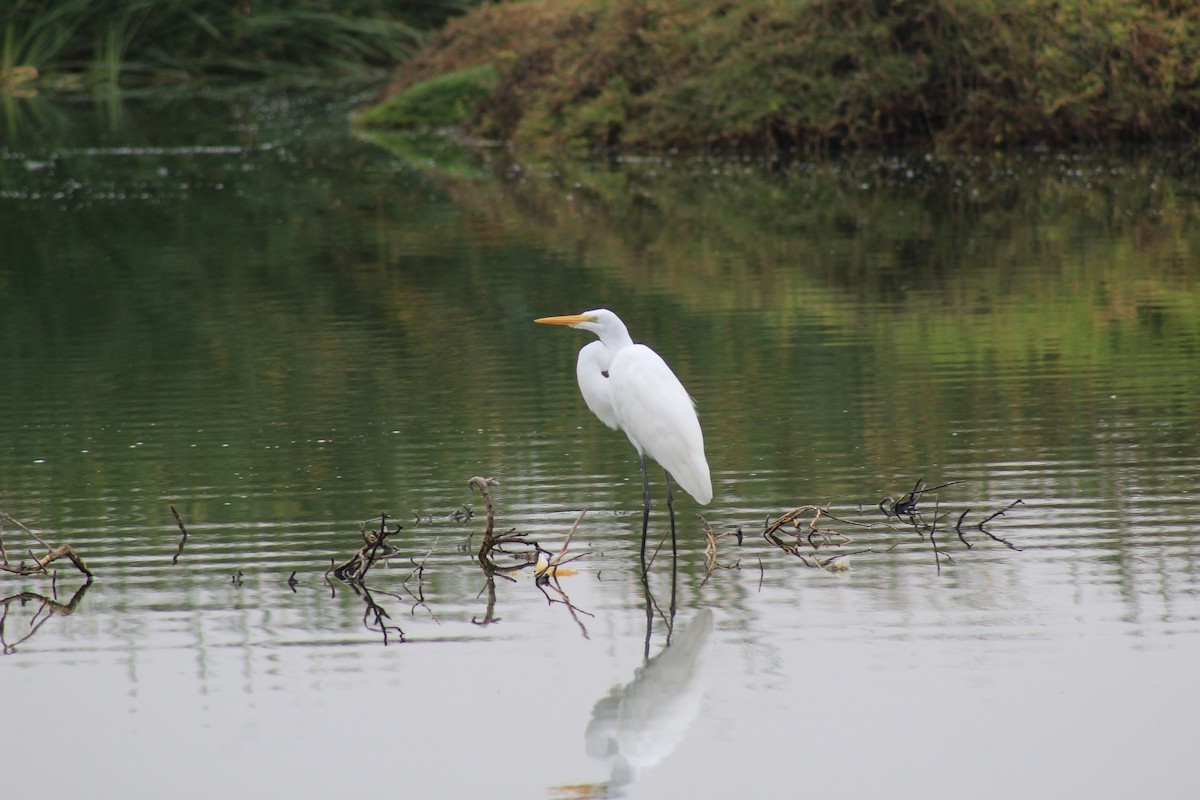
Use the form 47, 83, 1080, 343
361, 0, 1200, 152
0, 1, 472, 92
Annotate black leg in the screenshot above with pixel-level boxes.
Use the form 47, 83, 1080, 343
664, 470, 677, 558
639, 452, 651, 562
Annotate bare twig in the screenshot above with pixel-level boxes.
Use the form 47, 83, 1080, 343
537, 508, 589, 580
170, 505, 189, 565
469, 477, 542, 574
535, 519, 596, 640
880, 478, 966, 519
878, 481, 1025, 559
412, 505, 473, 524
977, 499, 1025, 550
1, 512, 93, 578
643, 523, 674, 572
931, 498, 942, 575
401, 541, 439, 620
699, 516, 741, 586
763, 505, 855, 569
468, 476, 499, 544
955, 509, 973, 547
333, 514, 405, 583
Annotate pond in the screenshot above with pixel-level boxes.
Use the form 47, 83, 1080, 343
2, 88, 1199, 799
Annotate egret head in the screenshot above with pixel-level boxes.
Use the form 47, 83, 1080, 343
535, 308, 630, 343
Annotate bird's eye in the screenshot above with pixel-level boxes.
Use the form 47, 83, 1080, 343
601, 370, 609, 378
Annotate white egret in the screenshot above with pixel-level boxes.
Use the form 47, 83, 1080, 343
535, 309, 712, 557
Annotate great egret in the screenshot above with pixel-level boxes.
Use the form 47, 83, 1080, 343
535, 309, 712, 556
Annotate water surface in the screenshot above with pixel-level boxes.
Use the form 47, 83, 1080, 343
1, 90, 1199, 799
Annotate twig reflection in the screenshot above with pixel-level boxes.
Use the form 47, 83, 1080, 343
1, 580, 92, 655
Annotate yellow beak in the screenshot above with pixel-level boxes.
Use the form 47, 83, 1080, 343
535, 314, 592, 326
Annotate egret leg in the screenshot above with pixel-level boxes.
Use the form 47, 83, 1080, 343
639, 453, 652, 562
664, 472, 678, 624
663, 471, 678, 559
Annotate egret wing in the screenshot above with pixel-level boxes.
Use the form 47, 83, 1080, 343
576, 340, 621, 430
610, 344, 712, 504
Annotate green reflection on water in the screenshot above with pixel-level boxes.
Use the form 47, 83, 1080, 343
1, 90, 1198, 578
2, 92, 1198, 800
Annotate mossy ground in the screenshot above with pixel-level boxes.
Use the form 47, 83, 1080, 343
362, 0, 1200, 153
353, 64, 498, 128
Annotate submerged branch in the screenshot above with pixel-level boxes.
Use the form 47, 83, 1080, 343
696, 479, 1026, 582
700, 517, 741, 586
466, 478, 591, 636
976, 500, 1025, 550
333, 514, 405, 583
878, 480, 1025, 557
170, 505, 189, 565
469, 476, 541, 573
0, 511, 94, 579
762, 505, 857, 569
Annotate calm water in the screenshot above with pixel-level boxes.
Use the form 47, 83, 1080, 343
2, 89, 1199, 799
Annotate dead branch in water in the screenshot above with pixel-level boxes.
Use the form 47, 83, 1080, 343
467, 477, 592, 635
699, 517, 741, 586
1, 511, 94, 579
760, 505, 871, 571
928, 498, 953, 575
973, 499, 1025, 550
764, 505, 856, 551
879, 478, 966, 519
536, 508, 590, 580
327, 514, 421, 642
400, 542, 439, 621
468, 476, 541, 573
469, 476, 499, 541
698, 479, 1024, 581
170, 505, 189, 564
533, 508, 594, 638
412, 505, 473, 524
332, 514, 405, 583
882, 478, 1025, 553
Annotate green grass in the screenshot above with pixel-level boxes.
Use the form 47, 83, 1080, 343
353, 64, 498, 129
0, 0, 474, 91
365, 0, 1200, 152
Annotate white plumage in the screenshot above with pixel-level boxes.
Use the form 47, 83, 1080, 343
536, 308, 712, 506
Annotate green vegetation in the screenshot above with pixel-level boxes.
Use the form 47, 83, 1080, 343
364, 0, 1200, 152
0, 0, 473, 90
353, 63, 498, 128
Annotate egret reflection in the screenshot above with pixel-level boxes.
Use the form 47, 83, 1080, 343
569, 607, 715, 798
